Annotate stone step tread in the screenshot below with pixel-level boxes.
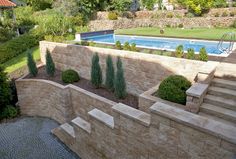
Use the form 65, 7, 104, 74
208, 86, 236, 96
204, 94, 236, 108
201, 103, 236, 122
212, 78, 236, 88
60, 123, 75, 138
71, 116, 91, 134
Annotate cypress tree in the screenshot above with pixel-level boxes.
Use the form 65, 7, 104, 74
46, 49, 55, 77
91, 53, 102, 88
27, 51, 38, 77
105, 55, 114, 91
114, 57, 127, 99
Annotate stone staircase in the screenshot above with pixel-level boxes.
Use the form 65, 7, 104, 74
200, 78, 236, 125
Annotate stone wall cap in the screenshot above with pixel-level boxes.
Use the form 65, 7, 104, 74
112, 103, 151, 127
71, 117, 91, 134
186, 83, 208, 98
88, 109, 114, 129
150, 102, 236, 145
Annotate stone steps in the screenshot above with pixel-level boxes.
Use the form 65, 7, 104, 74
212, 78, 236, 91
200, 103, 236, 123
204, 94, 236, 111
60, 123, 75, 138
208, 86, 236, 99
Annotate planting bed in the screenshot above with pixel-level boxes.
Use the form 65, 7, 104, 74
25, 66, 138, 109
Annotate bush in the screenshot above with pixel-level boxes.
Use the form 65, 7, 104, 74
175, 45, 184, 58
1, 105, 18, 119
91, 53, 103, 88
46, 49, 55, 77
230, 12, 235, 17
214, 12, 220, 17
166, 12, 174, 18
178, 24, 184, 28
62, 69, 80, 83
115, 41, 122, 50
112, 0, 133, 12
199, 47, 208, 61
114, 57, 127, 99
123, 42, 131, 51
130, 43, 137, 51
158, 75, 191, 105
108, 12, 118, 20
185, 12, 195, 18
0, 33, 40, 63
233, 20, 236, 28
213, 0, 228, 8
186, 48, 195, 60
105, 55, 115, 90
222, 11, 228, 17
0, 66, 11, 113
27, 51, 38, 77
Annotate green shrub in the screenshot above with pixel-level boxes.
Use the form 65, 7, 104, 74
62, 69, 80, 83
123, 42, 131, 51
214, 12, 220, 17
91, 53, 103, 88
166, 12, 174, 18
199, 47, 208, 61
175, 45, 184, 58
185, 12, 194, 18
1, 105, 18, 119
230, 12, 235, 17
222, 11, 228, 17
46, 49, 55, 77
158, 75, 191, 105
0, 66, 11, 113
213, 0, 228, 8
0, 33, 39, 63
233, 20, 236, 28
115, 41, 122, 50
178, 24, 184, 28
130, 43, 137, 51
27, 51, 38, 77
105, 55, 115, 90
112, 0, 133, 12
108, 12, 118, 20
81, 40, 89, 46
89, 41, 96, 46
114, 57, 127, 99
186, 48, 195, 60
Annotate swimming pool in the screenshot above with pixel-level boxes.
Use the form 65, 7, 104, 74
81, 34, 232, 55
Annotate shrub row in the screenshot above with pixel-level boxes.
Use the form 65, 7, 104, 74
0, 33, 40, 64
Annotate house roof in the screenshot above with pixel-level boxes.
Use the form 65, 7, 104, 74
0, 0, 16, 8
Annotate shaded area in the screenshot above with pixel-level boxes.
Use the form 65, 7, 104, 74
0, 117, 80, 159
26, 66, 139, 109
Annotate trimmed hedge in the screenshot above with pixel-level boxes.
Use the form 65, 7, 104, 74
62, 69, 80, 84
0, 34, 39, 64
157, 75, 191, 105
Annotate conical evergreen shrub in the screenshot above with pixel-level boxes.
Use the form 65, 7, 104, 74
105, 55, 114, 90
114, 57, 127, 99
45, 49, 55, 77
91, 53, 102, 88
27, 51, 38, 77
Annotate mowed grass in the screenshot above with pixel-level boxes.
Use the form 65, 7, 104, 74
116, 27, 236, 40
3, 46, 40, 73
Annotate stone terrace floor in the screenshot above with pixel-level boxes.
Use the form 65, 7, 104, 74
0, 117, 80, 159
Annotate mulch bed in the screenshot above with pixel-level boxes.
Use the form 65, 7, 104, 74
25, 67, 139, 109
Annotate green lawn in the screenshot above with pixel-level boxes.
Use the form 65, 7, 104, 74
3, 46, 40, 73
116, 27, 236, 40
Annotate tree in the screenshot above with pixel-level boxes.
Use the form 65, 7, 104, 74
199, 47, 208, 61
27, 51, 38, 77
114, 57, 127, 99
91, 53, 102, 88
45, 49, 55, 77
112, 0, 133, 12
105, 55, 115, 90
0, 66, 11, 112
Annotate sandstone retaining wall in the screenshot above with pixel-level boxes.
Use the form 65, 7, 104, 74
40, 41, 215, 95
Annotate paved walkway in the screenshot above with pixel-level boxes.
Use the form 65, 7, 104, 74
0, 117, 80, 159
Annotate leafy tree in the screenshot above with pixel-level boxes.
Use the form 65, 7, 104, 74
22, 0, 53, 11
199, 47, 208, 61
105, 55, 115, 90
91, 53, 103, 88
182, 0, 213, 16
27, 51, 38, 77
112, 0, 133, 12
0, 66, 11, 112
141, 0, 157, 10
45, 49, 55, 77
114, 57, 127, 99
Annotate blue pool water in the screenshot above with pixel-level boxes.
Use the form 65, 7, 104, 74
82, 34, 231, 55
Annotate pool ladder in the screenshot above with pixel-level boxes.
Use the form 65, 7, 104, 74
217, 32, 235, 54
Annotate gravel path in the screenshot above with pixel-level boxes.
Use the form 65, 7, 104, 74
0, 117, 80, 159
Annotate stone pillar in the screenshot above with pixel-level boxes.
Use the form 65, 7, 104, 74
185, 83, 209, 113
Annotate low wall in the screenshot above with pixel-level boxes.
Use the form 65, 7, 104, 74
40, 41, 215, 95
89, 17, 236, 31
16, 79, 117, 124
59, 103, 236, 159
